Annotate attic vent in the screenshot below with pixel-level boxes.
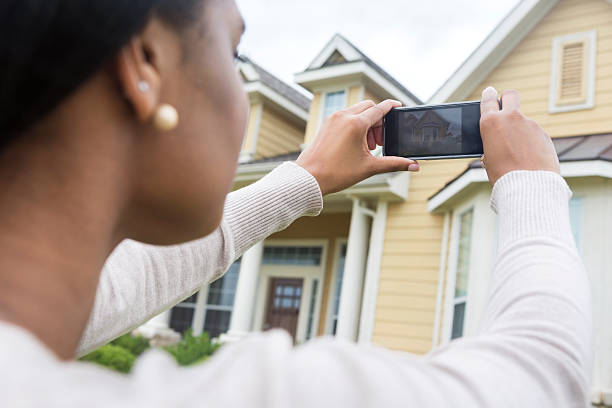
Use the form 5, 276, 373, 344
322, 50, 347, 67
559, 42, 584, 100
549, 31, 596, 113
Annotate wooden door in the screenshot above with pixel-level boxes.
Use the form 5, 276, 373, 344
263, 278, 303, 341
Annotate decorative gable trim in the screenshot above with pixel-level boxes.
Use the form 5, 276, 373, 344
308, 34, 362, 69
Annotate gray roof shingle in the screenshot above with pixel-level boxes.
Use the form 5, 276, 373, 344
242, 57, 311, 112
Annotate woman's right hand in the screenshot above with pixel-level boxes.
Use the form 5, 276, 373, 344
296, 100, 420, 196
480, 87, 560, 186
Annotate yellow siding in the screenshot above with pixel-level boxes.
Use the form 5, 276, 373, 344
255, 105, 305, 160
348, 85, 364, 105
363, 88, 384, 104
373, 159, 472, 353
304, 93, 323, 145
467, 0, 612, 137
241, 103, 261, 154
269, 213, 351, 336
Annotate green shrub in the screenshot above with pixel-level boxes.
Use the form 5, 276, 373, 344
80, 344, 136, 374
111, 333, 150, 357
163, 329, 219, 366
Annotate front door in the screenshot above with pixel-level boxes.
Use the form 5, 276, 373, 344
263, 278, 303, 341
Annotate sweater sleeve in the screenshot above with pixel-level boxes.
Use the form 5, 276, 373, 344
76, 162, 322, 356
10, 170, 593, 407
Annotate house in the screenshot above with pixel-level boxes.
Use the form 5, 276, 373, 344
429, 0, 612, 405
143, 2, 611, 402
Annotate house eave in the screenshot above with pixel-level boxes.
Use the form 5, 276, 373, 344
428, 159, 612, 213
243, 82, 309, 122
294, 61, 419, 106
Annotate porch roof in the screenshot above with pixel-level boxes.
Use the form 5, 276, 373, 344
235, 152, 411, 203
428, 133, 612, 213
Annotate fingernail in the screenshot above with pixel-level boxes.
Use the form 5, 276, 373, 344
483, 86, 497, 97
408, 163, 419, 171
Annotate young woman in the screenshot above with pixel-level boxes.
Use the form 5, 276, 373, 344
0, 1, 592, 407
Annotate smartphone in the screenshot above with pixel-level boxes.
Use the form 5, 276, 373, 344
383, 101, 483, 160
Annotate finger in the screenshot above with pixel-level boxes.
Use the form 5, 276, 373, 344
369, 156, 419, 174
360, 99, 402, 127
367, 129, 376, 150
373, 125, 383, 146
345, 100, 376, 115
500, 89, 520, 112
480, 86, 500, 118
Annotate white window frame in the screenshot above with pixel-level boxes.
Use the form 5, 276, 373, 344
318, 88, 348, 127
252, 239, 328, 344
549, 30, 597, 114
324, 238, 348, 335
446, 206, 475, 341
441, 190, 497, 344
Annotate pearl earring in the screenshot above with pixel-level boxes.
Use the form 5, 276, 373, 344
153, 104, 179, 131
138, 81, 150, 93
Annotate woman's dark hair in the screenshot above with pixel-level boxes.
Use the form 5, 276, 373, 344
0, 0, 203, 146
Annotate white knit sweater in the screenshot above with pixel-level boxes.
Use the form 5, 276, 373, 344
0, 162, 592, 408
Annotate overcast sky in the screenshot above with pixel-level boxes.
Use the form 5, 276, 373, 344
235, 0, 522, 101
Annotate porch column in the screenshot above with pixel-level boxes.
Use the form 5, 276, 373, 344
358, 201, 388, 344
336, 198, 371, 341
147, 309, 171, 329
221, 240, 264, 342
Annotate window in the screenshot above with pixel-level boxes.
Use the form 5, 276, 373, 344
169, 293, 198, 334
169, 259, 241, 338
322, 91, 346, 119
202, 259, 241, 339
331, 244, 347, 335
263, 246, 322, 266
451, 209, 474, 339
549, 31, 596, 113
569, 197, 584, 254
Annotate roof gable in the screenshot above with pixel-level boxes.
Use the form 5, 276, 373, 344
429, 0, 559, 103
298, 34, 423, 105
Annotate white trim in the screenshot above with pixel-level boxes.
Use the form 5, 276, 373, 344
238, 61, 259, 82
428, 160, 612, 212
324, 238, 348, 335
243, 82, 309, 121
358, 201, 388, 344
428, 168, 489, 213
295, 61, 419, 105
430, 0, 558, 103
191, 286, 209, 336
441, 205, 475, 342
549, 30, 597, 114
251, 239, 328, 344
432, 211, 451, 347
308, 34, 362, 69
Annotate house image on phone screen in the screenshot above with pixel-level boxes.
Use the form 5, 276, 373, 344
139, 1, 612, 404
400, 109, 462, 155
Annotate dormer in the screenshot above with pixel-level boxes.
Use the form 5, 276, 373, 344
237, 57, 311, 163
295, 34, 423, 146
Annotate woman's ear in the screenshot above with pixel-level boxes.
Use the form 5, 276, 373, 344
115, 37, 161, 123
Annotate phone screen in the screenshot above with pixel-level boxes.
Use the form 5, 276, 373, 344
383, 102, 483, 159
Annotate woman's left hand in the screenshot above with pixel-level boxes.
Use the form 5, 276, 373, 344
296, 99, 419, 195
